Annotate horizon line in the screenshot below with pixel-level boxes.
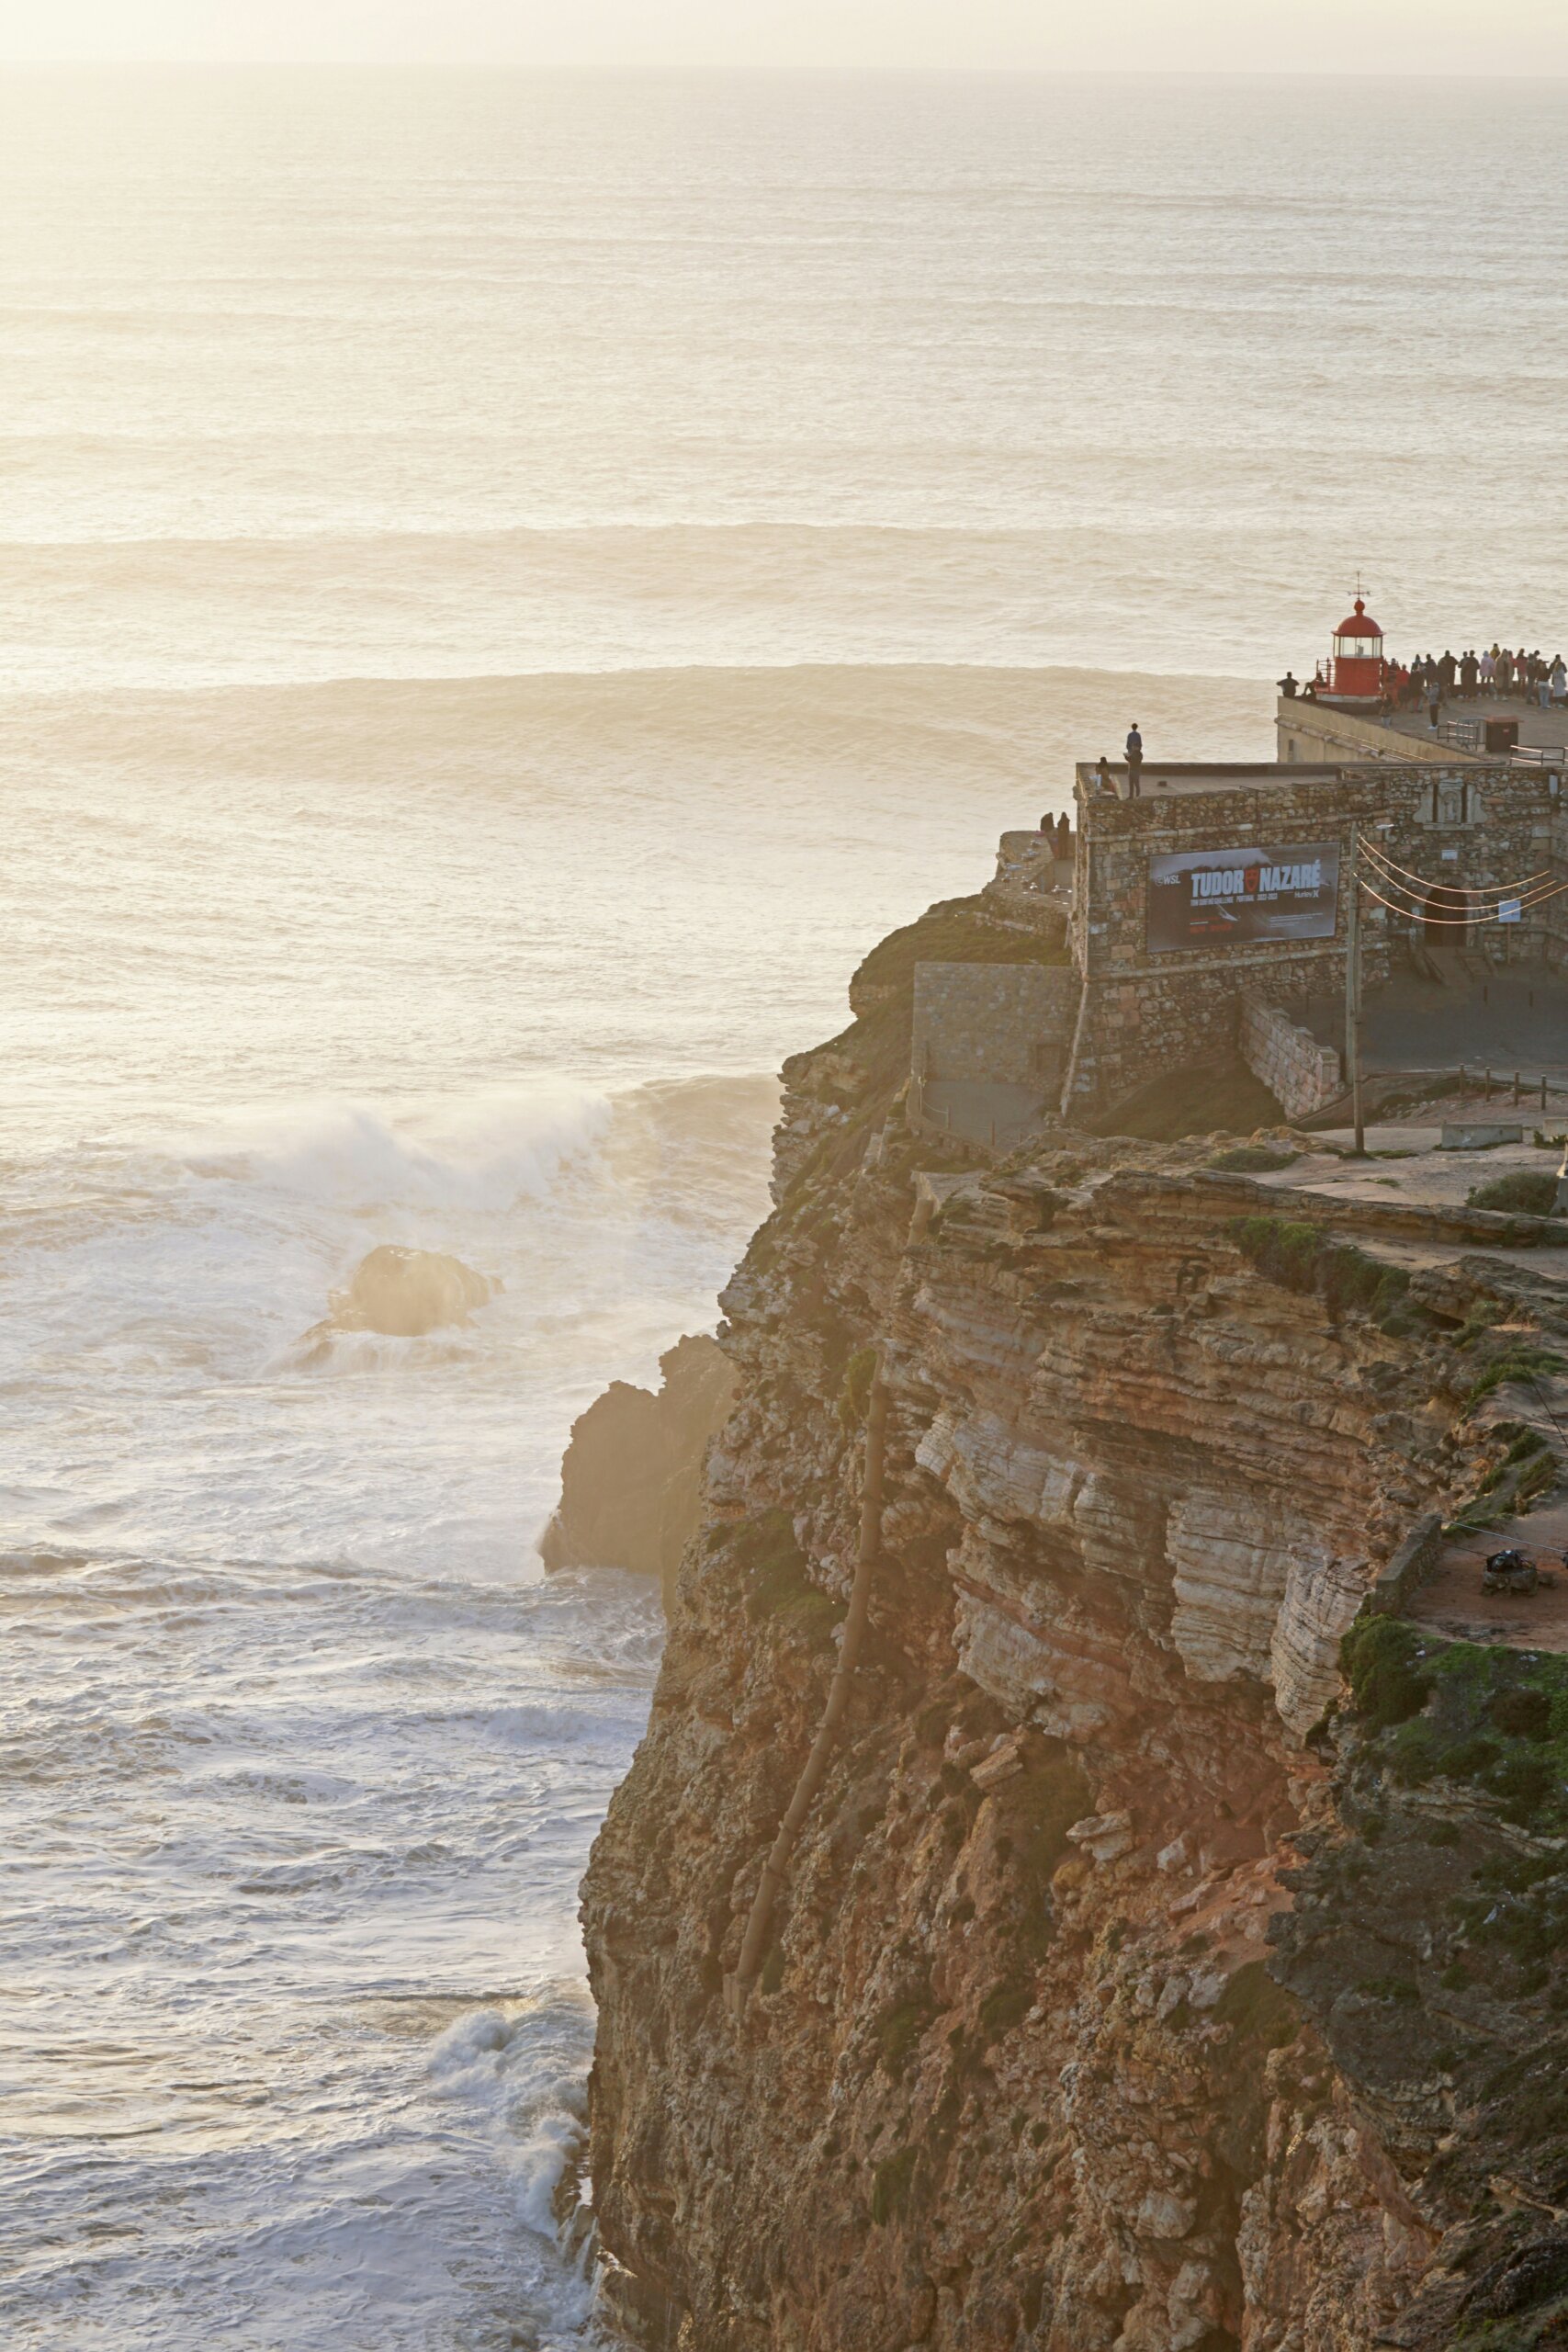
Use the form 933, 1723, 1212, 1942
3, 60, 1567, 80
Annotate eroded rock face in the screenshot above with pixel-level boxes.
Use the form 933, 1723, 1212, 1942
541, 1336, 738, 1610
578, 922, 1568, 2352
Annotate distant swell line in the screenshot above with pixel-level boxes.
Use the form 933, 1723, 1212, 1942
0, 657, 1269, 704
0, 519, 1066, 555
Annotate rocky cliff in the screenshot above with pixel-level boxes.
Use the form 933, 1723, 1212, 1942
578, 899, 1568, 2352
541, 1335, 738, 1609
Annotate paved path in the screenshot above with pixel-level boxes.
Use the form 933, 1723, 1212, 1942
1296, 967, 1568, 1088
919, 1079, 1046, 1154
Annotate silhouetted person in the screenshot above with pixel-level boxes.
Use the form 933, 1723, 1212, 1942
1277, 670, 1298, 699
1124, 723, 1143, 797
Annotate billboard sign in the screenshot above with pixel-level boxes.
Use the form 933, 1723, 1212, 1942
1146, 840, 1341, 954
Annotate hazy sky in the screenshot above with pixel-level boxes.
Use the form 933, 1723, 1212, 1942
3, 0, 1567, 74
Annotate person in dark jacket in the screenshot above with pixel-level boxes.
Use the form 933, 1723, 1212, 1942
1124, 724, 1144, 797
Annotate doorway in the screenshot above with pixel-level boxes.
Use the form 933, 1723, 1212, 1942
1423, 883, 1468, 942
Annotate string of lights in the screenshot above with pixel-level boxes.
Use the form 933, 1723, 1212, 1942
1357, 835, 1556, 899
1353, 861, 1568, 927
1359, 865, 1568, 915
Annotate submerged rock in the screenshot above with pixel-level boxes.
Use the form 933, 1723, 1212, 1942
540, 1335, 737, 1610
310, 1244, 499, 1341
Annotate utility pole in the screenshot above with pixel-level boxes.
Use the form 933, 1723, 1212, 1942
1345, 821, 1365, 1155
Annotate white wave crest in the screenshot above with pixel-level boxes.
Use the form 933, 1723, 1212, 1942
174, 1084, 614, 1214
426, 1990, 596, 2244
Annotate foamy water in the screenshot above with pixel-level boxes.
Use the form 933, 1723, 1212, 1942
3, 64, 1562, 2351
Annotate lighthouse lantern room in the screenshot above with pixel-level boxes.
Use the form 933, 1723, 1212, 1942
1326, 595, 1385, 701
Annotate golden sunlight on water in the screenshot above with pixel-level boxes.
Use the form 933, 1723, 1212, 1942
2, 60, 1563, 2352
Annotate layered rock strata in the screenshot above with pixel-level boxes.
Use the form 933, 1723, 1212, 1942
579, 905, 1568, 2352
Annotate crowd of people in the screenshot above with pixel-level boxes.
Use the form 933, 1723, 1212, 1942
1385, 646, 1568, 712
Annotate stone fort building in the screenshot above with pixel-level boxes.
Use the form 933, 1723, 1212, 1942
914, 601, 1568, 1135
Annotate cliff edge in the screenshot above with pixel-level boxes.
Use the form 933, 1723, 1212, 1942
579, 897, 1568, 2352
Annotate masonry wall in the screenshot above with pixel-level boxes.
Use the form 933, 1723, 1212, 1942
912, 962, 1079, 1088
1276, 696, 1472, 767
981, 830, 1074, 935
1238, 998, 1343, 1119
1065, 762, 1562, 1114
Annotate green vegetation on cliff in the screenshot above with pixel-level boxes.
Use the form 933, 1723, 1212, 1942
848, 894, 1067, 1011
1341, 1618, 1568, 1833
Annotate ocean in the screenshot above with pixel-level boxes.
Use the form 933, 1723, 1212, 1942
2, 65, 1562, 2352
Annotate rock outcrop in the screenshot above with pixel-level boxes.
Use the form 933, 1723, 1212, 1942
542, 1336, 738, 1610
578, 894, 1568, 2352
304, 1243, 498, 1348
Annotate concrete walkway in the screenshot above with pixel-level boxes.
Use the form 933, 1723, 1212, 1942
1295, 967, 1568, 1091
919, 1079, 1047, 1154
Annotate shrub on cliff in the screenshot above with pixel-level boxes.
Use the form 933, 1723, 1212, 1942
734, 1510, 845, 1642
1230, 1216, 1410, 1326
849, 896, 1067, 1011
837, 1345, 879, 1430
1008, 1750, 1092, 1891
874, 1989, 934, 2076
1095, 1057, 1285, 1142
1207, 1143, 1300, 1173
869, 2143, 918, 2225
1467, 1170, 1563, 1217
1341, 1618, 1433, 1728
1346, 1626, 1568, 1832
1213, 1959, 1298, 2051
1461, 1346, 1565, 1409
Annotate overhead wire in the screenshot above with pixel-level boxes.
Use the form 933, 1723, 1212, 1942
1352, 845, 1568, 926
1358, 845, 1556, 905
1352, 871, 1568, 925
1357, 834, 1556, 899
1359, 872, 1568, 920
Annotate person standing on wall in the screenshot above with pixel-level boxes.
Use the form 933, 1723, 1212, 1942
1124, 722, 1144, 797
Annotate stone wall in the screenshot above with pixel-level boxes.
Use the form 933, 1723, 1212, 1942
1276, 694, 1478, 767
1238, 996, 1343, 1118
982, 829, 1074, 933
1064, 761, 1564, 1113
911, 960, 1079, 1088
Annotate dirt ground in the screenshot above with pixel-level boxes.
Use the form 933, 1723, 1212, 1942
1408, 1503, 1568, 1656
1251, 1125, 1568, 1650
1248, 1126, 1568, 1259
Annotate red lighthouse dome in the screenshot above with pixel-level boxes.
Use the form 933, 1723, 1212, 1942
1328, 596, 1385, 701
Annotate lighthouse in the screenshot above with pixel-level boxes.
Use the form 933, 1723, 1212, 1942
1326, 595, 1385, 702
